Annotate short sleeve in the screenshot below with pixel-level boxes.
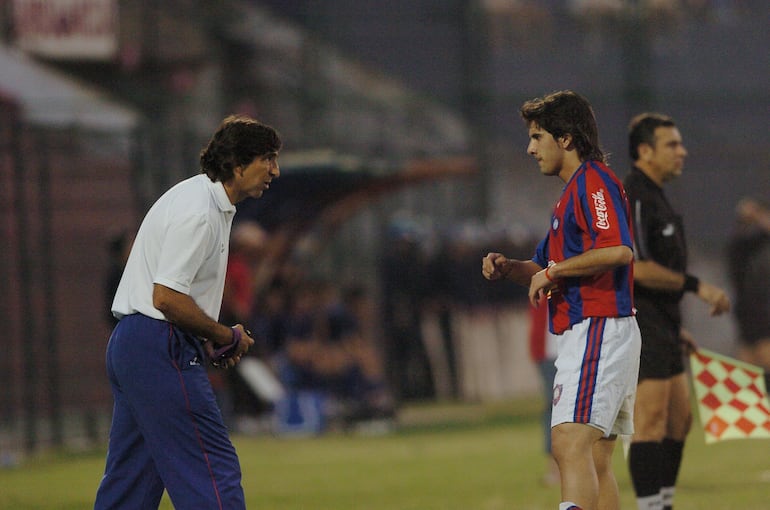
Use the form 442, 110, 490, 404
578, 169, 632, 250
154, 212, 213, 294
532, 233, 549, 268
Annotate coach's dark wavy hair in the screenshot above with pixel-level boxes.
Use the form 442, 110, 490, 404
520, 90, 605, 163
628, 112, 676, 161
199, 115, 282, 182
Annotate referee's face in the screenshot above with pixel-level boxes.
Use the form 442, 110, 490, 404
649, 126, 687, 182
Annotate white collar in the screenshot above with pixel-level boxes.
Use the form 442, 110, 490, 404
204, 175, 236, 213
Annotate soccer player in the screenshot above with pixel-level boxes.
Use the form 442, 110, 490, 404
483, 90, 641, 510
624, 112, 730, 510
94, 115, 281, 510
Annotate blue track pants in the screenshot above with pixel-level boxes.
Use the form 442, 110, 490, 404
94, 314, 246, 509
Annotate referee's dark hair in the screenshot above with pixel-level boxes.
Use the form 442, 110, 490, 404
520, 90, 605, 163
628, 112, 676, 161
200, 115, 282, 183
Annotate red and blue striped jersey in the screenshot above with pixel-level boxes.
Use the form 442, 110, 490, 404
533, 160, 635, 334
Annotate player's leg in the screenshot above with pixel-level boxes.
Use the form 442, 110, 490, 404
551, 316, 639, 510
660, 371, 691, 509
593, 436, 619, 510
552, 422, 604, 510
594, 315, 639, 510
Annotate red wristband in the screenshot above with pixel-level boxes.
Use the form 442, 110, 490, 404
545, 265, 556, 283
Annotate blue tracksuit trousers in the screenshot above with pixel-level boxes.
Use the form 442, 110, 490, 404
94, 314, 246, 509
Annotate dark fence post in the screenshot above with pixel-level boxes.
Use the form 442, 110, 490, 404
12, 120, 38, 453
37, 128, 62, 448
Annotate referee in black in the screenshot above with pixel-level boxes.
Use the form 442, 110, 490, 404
623, 113, 730, 510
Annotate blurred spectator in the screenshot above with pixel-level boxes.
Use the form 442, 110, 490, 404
336, 284, 396, 422
528, 296, 560, 487
278, 279, 395, 431
380, 221, 435, 401
219, 221, 271, 426
249, 278, 291, 357
727, 197, 770, 388
222, 221, 270, 325
420, 239, 459, 400
483, 0, 554, 50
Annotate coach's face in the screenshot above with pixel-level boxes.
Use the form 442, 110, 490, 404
527, 123, 566, 177
234, 152, 280, 202
646, 126, 687, 182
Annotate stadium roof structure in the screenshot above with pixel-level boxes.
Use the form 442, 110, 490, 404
0, 44, 138, 132
234, 152, 477, 289
236, 151, 477, 234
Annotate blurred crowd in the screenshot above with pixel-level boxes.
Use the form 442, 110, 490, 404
209, 216, 539, 435
727, 197, 770, 388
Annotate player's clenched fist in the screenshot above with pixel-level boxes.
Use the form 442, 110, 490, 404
482, 252, 509, 281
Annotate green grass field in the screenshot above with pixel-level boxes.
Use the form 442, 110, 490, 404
1, 399, 768, 509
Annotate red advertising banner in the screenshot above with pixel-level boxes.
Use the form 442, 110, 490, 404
13, 0, 118, 60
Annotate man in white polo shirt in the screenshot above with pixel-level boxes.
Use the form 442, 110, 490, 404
95, 115, 281, 510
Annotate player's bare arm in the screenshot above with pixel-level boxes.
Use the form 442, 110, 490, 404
634, 260, 730, 315
152, 284, 254, 363
547, 245, 633, 279
482, 253, 541, 286
527, 245, 633, 306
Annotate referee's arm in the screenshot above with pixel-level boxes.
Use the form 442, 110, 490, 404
633, 259, 691, 292
634, 257, 730, 316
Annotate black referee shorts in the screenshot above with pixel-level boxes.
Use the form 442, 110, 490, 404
635, 304, 685, 381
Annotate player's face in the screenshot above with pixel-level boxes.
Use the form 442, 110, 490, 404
648, 126, 687, 182
239, 152, 280, 200
527, 123, 564, 177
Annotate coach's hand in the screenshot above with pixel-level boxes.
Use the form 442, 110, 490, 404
232, 324, 255, 360
207, 325, 255, 369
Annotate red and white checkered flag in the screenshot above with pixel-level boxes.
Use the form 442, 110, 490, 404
690, 349, 770, 443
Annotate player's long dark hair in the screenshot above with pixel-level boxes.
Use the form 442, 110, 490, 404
200, 115, 282, 182
628, 112, 676, 161
520, 90, 605, 163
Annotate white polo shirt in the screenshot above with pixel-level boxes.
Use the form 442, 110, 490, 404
112, 174, 236, 322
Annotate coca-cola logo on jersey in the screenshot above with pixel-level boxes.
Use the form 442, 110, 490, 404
592, 189, 610, 230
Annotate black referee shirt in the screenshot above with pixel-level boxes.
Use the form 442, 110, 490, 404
623, 167, 688, 325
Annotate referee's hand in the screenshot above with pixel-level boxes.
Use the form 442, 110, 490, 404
697, 281, 730, 316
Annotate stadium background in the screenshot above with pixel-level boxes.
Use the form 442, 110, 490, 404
0, 0, 768, 455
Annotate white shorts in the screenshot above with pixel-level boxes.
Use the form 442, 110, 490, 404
551, 316, 641, 437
